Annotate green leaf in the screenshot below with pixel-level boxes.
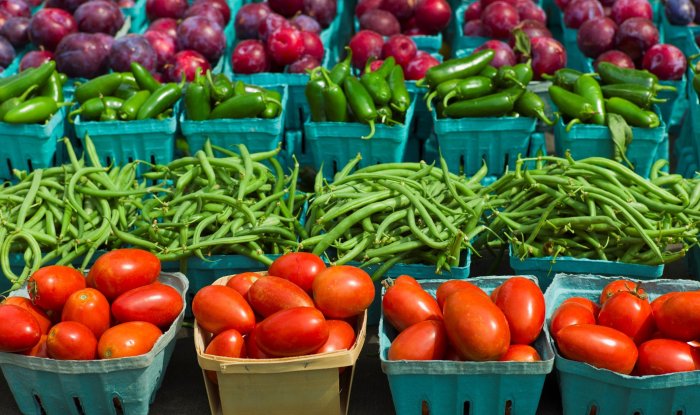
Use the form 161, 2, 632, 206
512, 28, 532, 59
607, 113, 634, 169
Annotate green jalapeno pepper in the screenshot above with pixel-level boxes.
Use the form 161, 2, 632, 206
74, 72, 123, 104
478, 65, 499, 80
0, 85, 38, 121
514, 90, 556, 125
495, 66, 524, 88
0, 61, 55, 102
597, 62, 676, 92
512, 61, 534, 86
425, 78, 461, 111
184, 82, 210, 121
306, 71, 327, 122
4, 97, 60, 124
241, 84, 282, 118
131, 62, 161, 92
388, 65, 410, 113
574, 74, 606, 125
541, 68, 587, 90
605, 97, 660, 128
39, 71, 63, 103
136, 82, 182, 120
100, 95, 118, 122
420, 49, 495, 88
330, 47, 353, 85
373, 56, 396, 78
208, 71, 234, 102
600, 84, 667, 109
320, 68, 348, 122
548, 85, 597, 130
69, 96, 124, 122
119, 90, 151, 121
443, 86, 524, 118
208, 92, 280, 119
361, 66, 392, 106
344, 76, 378, 139
442, 76, 494, 107
57, 72, 68, 85
114, 82, 140, 101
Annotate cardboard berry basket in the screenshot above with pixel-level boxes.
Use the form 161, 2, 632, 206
194, 273, 367, 415
0, 271, 188, 415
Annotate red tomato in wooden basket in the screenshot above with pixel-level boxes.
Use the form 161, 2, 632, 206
499, 344, 542, 362
255, 307, 329, 357
111, 282, 183, 329
247, 276, 314, 318
556, 324, 638, 374
98, 321, 162, 359
598, 291, 655, 344
388, 320, 447, 361
28, 265, 86, 311
225, 272, 261, 297
0, 304, 41, 352
383, 281, 442, 332
205, 328, 247, 385
2, 297, 51, 335
443, 289, 510, 361
193, 285, 256, 336
268, 252, 327, 293
636, 339, 700, 375
47, 321, 97, 360
315, 320, 356, 354
87, 249, 161, 301
62, 288, 111, 339
492, 277, 545, 345
312, 266, 375, 319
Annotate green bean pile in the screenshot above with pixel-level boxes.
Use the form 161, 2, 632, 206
299, 155, 489, 280
479, 155, 700, 265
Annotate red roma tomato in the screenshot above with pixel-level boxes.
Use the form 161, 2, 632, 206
492, 277, 545, 345
315, 320, 356, 354
255, 307, 329, 357
111, 283, 183, 329
247, 276, 315, 318
394, 275, 422, 288
22, 334, 48, 358
3, 297, 51, 335
556, 324, 638, 374
98, 321, 162, 359
490, 285, 501, 303
549, 302, 596, 339
388, 320, 447, 361
61, 288, 111, 338
192, 285, 256, 336
445, 347, 462, 361
599, 279, 646, 305
205, 329, 247, 358
28, 265, 86, 311
443, 289, 510, 361
499, 344, 542, 362
655, 291, 700, 341
245, 329, 270, 359
225, 272, 261, 297
598, 291, 655, 344
0, 304, 41, 352
636, 339, 700, 375
87, 249, 161, 301
312, 265, 375, 319
267, 252, 327, 293
650, 292, 678, 320
561, 297, 600, 317
47, 321, 97, 360
436, 280, 488, 310
383, 282, 442, 332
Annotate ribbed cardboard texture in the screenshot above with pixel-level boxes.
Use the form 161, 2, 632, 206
194, 273, 367, 415
380, 276, 555, 415
0, 272, 188, 415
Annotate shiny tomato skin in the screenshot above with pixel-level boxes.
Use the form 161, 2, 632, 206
315, 320, 356, 354
98, 321, 162, 359
255, 307, 329, 357
436, 280, 488, 310
0, 304, 41, 352
650, 292, 678, 321
388, 320, 447, 361
205, 329, 247, 358
3, 297, 51, 334
247, 276, 315, 318
192, 285, 256, 336
28, 265, 86, 311
655, 291, 700, 341
382, 283, 442, 332
87, 249, 161, 301
550, 302, 596, 339
111, 283, 183, 329
47, 321, 97, 360
599, 279, 646, 305
556, 324, 638, 374
394, 275, 422, 288
225, 272, 261, 297
492, 277, 545, 345
561, 297, 600, 317
267, 252, 327, 293
312, 265, 375, 319
22, 334, 48, 358
499, 344, 542, 362
245, 328, 270, 359
636, 339, 699, 375
443, 289, 510, 361
61, 288, 111, 338
598, 291, 655, 344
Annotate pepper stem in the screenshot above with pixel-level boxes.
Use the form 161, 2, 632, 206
654, 84, 677, 92
361, 120, 376, 140
442, 91, 456, 108
535, 109, 557, 126
424, 90, 437, 111
650, 97, 668, 103
565, 118, 581, 132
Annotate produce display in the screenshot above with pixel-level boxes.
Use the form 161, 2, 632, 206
355, 0, 452, 37
550, 278, 700, 376
385, 276, 545, 362
0, 249, 183, 360
0, 60, 66, 123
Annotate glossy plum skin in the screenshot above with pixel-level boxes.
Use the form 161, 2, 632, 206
611, 0, 653, 25
530, 36, 567, 79
231, 39, 270, 74
577, 17, 618, 58
642, 44, 687, 80
19, 50, 54, 71
1, 16, 29, 48
359, 8, 401, 36
177, 16, 226, 64
594, 49, 635, 69
184, 2, 225, 30
665, 0, 695, 25
164, 50, 211, 82
564, 0, 604, 29
475, 40, 516, 68
348, 29, 384, 69
381, 34, 417, 68
110, 34, 157, 73
55, 32, 111, 78
266, 27, 304, 66
235, 3, 271, 39
29, 8, 78, 51
146, 0, 187, 20
148, 17, 178, 38
144, 30, 176, 70
614, 17, 659, 61
74, 0, 125, 35
481, 1, 520, 39
0, 35, 14, 68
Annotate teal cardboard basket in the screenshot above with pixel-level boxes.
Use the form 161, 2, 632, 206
73, 103, 179, 176
510, 245, 664, 290
380, 276, 555, 415
0, 107, 66, 180
544, 273, 700, 415
432, 108, 537, 176
660, 8, 694, 52
304, 96, 416, 179
690, 246, 700, 280
553, 106, 667, 178
282, 129, 314, 168
406, 58, 443, 162
452, 2, 491, 54
180, 84, 288, 155
0, 271, 188, 415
